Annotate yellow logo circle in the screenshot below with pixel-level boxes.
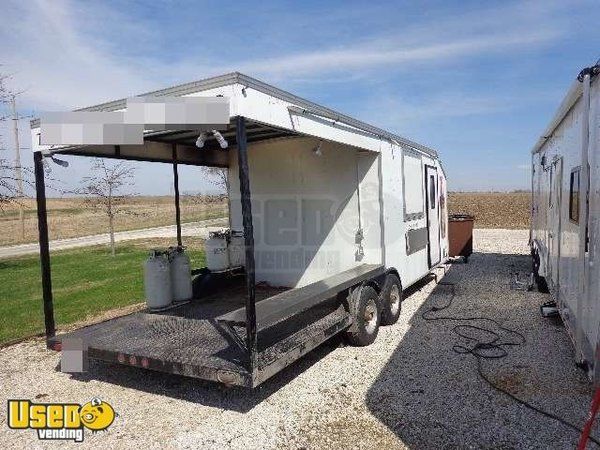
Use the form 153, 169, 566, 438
79, 398, 115, 432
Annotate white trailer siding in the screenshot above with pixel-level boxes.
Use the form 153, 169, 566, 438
356, 150, 384, 267
228, 137, 385, 288
579, 76, 600, 370
531, 65, 600, 379
587, 78, 600, 366
380, 144, 406, 281
533, 96, 583, 293
380, 145, 447, 288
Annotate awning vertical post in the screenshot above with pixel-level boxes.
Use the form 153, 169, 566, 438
34, 151, 56, 342
236, 116, 257, 374
172, 144, 182, 247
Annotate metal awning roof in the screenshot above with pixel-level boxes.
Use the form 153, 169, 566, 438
143, 119, 296, 150
48, 119, 299, 167
31, 72, 438, 158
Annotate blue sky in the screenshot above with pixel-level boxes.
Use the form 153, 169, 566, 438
1, 0, 599, 194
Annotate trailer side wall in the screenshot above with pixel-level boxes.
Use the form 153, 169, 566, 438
532, 75, 600, 374
229, 137, 383, 288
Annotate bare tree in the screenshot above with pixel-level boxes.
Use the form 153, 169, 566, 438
202, 167, 228, 193
0, 69, 29, 225
0, 71, 10, 103
79, 159, 136, 256
0, 71, 19, 209
0, 157, 18, 208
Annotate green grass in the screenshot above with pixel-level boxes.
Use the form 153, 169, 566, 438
0, 245, 206, 344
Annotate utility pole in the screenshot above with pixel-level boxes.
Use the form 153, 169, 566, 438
11, 94, 24, 239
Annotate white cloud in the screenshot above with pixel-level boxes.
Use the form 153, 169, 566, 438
0, 0, 569, 112
373, 87, 562, 122
0, 0, 161, 111
232, 0, 571, 80
237, 29, 561, 79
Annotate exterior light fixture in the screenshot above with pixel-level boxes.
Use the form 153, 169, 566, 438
313, 140, 323, 156
212, 130, 228, 149
195, 132, 207, 148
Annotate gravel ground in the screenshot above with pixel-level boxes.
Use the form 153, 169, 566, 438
0, 229, 597, 449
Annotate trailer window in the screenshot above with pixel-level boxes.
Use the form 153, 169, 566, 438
429, 175, 435, 209
569, 168, 580, 224
402, 152, 424, 217
548, 168, 553, 207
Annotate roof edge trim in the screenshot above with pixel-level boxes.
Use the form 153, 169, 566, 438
531, 77, 583, 155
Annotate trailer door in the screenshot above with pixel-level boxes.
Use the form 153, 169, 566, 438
425, 165, 441, 267
547, 157, 563, 291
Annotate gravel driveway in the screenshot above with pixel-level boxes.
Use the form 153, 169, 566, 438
0, 229, 597, 449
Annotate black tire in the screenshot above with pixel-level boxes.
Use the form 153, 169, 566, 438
344, 285, 381, 346
380, 274, 402, 326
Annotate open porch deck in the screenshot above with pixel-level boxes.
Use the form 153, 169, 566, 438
51, 276, 352, 387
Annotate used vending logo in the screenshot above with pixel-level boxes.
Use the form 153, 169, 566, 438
7, 397, 116, 442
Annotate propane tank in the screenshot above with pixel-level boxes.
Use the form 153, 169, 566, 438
144, 250, 172, 310
169, 246, 193, 302
228, 230, 246, 268
206, 230, 230, 272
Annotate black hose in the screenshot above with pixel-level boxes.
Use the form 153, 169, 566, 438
421, 288, 600, 447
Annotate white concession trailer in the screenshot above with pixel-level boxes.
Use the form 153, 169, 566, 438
32, 73, 448, 387
530, 62, 600, 381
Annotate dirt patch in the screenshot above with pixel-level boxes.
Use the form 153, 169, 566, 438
0, 195, 227, 246
449, 192, 530, 229
491, 370, 526, 393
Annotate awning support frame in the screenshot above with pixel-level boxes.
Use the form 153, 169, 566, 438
235, 116, 258, 373
172, 144, 182, 246
34, 151, 56, 343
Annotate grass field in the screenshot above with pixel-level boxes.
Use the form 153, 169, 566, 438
0, 237, 206, 344
0, 195, 228, 246
448, 192, 530, 229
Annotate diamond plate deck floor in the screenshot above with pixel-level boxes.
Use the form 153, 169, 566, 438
56, 283, 286, 374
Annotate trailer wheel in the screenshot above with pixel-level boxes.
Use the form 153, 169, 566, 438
344, 286, 381, 346
380, 274, 402, 326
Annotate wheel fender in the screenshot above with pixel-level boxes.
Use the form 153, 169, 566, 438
345, 286, 361, 333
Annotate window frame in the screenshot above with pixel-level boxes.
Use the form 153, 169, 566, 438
569, 166, 581, 224
548, 167, 553, 208
429, 174, 436, 209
